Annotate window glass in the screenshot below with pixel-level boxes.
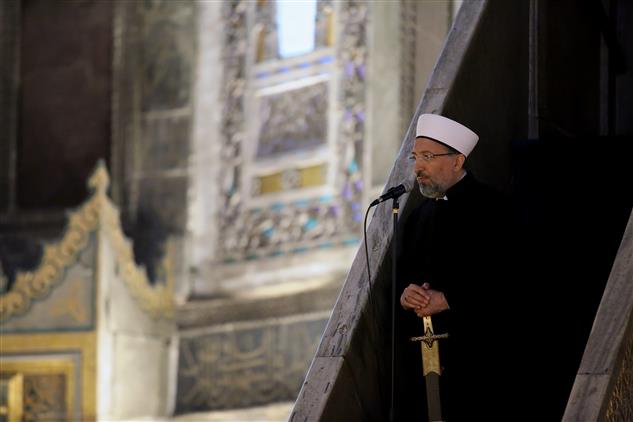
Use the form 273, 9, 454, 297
276, 0, 317, 58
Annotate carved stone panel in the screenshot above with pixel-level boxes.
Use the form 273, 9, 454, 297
176, 313, 329, 412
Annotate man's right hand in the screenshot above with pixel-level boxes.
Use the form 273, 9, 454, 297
400, 283, 431, 310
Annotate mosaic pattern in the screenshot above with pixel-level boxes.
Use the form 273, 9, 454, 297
176, 315, 328, 412
218, 0, 249, 261
218, 0, 368, 262
606, 332, 633, 421
256, 81, 328, 159
335, 0, 368, 236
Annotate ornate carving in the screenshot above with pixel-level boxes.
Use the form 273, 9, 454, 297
176, 314, 328, 411
218, 0, 249, 258
0, 187, 100, 323
100, 194, 175, 319
0, 163, 173, 323
335, 0, 368, 234
22, 374, 67, 422
606, 331, 633, 421
0, 359, 76, 422
256, 81, 328, 159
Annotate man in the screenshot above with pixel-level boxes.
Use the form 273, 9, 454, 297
395, 114, 512, 420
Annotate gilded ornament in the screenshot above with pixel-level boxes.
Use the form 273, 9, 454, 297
0, 162, 173, 323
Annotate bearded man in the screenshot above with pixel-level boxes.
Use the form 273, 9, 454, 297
394, 114, 513, 421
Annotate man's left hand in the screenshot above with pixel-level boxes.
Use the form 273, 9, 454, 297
414, 287, 449, 317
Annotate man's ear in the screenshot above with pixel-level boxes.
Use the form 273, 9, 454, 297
454, 154, 466, 171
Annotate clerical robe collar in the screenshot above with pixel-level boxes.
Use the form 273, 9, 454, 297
436, 171, 468, 201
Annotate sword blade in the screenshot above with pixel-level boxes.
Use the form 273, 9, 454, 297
421, 316, 443, 422
424, 371, 443, 422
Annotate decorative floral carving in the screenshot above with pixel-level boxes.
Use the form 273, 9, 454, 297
23, 374, 67, 422
0, 187, 99, 323
176, 314, 328, 411
0, 163, 173, 323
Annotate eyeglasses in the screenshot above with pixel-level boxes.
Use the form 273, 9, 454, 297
408, 151, 459, 162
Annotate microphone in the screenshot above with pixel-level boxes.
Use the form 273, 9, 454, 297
370, 180, 413, 207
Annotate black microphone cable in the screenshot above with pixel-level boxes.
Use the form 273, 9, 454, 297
363, 202, 387, 413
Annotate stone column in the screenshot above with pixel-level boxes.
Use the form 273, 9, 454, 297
187, 0, 224, 296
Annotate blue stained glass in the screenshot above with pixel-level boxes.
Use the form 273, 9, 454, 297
276, 0, 317, 58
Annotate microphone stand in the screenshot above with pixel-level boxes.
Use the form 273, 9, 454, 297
390, 196, 400, 422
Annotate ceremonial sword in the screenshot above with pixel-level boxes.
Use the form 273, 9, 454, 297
411, 315, 449, 422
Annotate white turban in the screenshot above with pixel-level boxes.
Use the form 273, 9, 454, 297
415, 114, 479, 157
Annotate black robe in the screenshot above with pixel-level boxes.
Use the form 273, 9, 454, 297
394, 172, 516, 421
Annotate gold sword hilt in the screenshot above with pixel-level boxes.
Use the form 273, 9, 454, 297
410, 331, 450, 348
410, 316, 448, 376
410, 317, 449, 348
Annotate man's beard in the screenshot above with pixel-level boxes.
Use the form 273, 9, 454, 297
418, 178, 447, 199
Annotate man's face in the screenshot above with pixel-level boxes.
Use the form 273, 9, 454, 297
410, 137, 464, 198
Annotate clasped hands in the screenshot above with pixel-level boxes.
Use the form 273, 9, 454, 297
400, 282, 449, 317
